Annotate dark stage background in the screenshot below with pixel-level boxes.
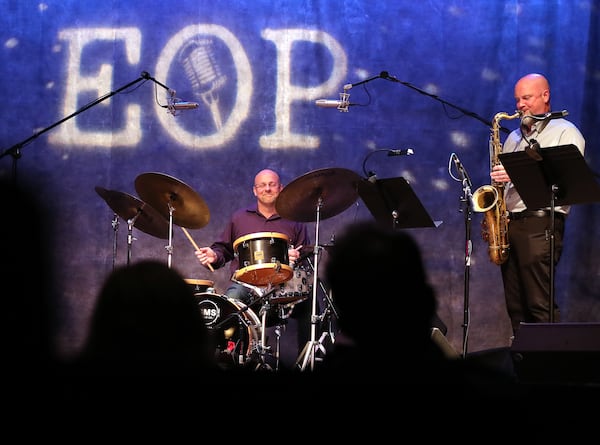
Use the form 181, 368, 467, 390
1, 0, 598, 361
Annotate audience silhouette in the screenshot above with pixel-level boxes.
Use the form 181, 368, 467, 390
1, 179, 55, 366
76, 260, 219, 377
316, 221, 519, 400
319, 222, 442, 374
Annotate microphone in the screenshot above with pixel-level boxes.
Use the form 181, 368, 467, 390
315, 86, 351, 112
141, 71, 198, 115
387, 148, 414, 157
315, 99, 347, 108
314, 99, 351, 112
521, 109, 568, 129
162, 101, 199, 110
452, 154, 472, 188
366, 171, 378, 183
529, 109, 569, 120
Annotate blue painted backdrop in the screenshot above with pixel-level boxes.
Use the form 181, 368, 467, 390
1, 0, 598, 358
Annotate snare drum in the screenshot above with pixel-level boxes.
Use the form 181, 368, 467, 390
195, 293, 261, 368
233, 232, 293, 286
184, 278, 215, 295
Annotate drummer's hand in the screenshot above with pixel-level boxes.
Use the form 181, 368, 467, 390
195, 247, 216, 266
288, 245, 303, 265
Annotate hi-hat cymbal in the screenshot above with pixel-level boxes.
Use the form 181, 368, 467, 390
134, 172, 210, 229
95, 186, 169, 239
276, 168, 361, 222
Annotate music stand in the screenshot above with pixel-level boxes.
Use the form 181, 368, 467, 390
498, 144, 600, 321
357, 177, 441, 229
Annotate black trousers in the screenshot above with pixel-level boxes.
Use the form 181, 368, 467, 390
501, 211, 565, 334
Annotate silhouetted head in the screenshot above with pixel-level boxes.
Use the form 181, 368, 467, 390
325, 222, 436, 349
82, 260, 217, 374
0, 179, 56, 368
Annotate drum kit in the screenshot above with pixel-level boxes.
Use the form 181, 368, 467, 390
95, 167, 362, 371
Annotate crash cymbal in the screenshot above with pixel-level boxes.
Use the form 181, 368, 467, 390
95, 186, 169, 239
134, 172, 210, 229
276, 168, 361, 222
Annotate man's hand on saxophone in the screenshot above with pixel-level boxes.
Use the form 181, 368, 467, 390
490, 164, 510, 183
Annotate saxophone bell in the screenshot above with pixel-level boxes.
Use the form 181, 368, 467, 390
472, 185, 498, 213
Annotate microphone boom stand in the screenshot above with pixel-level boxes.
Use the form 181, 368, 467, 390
459, 177, 473, 358
379, 71, 511, 135
0, 71, 172, 184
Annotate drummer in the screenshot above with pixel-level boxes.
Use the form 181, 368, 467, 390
195, 168, 309, 298
195, 169, 310, 367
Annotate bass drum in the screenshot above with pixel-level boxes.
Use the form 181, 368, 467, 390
195, 293, 261, 369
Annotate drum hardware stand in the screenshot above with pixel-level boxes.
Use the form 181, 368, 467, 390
164, 202, 175, 268
110, 213, 119, 270
255, 298, 275, 371
255, 284, 291, 371
126, 211, 142, 267
305, 254, 340, 321
317, 288, 337, 353
230, 276, 281, 370
296, 197, 325, 372
305, 253, 339, 350
294, 285, 336, 369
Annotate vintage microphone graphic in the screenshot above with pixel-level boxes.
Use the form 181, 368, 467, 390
178, 38, 227, 129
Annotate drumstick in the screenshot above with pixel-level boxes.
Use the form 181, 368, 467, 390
181, 226, 214, 272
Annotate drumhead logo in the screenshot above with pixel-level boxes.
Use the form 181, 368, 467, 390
197, 298, 220, 326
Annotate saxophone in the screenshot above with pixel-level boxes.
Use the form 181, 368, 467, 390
472, 110, 520, 265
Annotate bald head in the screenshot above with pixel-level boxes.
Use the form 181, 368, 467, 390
514, 73, 551, 115
516, 73, 549, 91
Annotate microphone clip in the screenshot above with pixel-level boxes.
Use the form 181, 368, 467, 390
338, 90, 350, 112
525, 138, 543, 161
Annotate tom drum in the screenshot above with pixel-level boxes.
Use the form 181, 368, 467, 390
233, 232, 293, 286
270, 266, 311, 305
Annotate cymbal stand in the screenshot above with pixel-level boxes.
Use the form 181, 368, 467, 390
297, 197, 323, 371
297, 254, 338, 365
305, 253, 339, 321
316, 286, 337, 355
126, 210, 142, 267
165, 201, 175, 268
110, 213, 119, 270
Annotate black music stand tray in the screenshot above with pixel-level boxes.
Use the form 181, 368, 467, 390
357, 177, 441, 229
499, 144, 600, 209
498, 144, 600, 321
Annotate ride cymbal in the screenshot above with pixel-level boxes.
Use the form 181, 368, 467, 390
95, 186, 169, 239
275, 167, 361, 222
134, 172, 210, 229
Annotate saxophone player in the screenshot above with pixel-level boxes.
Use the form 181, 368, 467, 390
490, 73, 585, 337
